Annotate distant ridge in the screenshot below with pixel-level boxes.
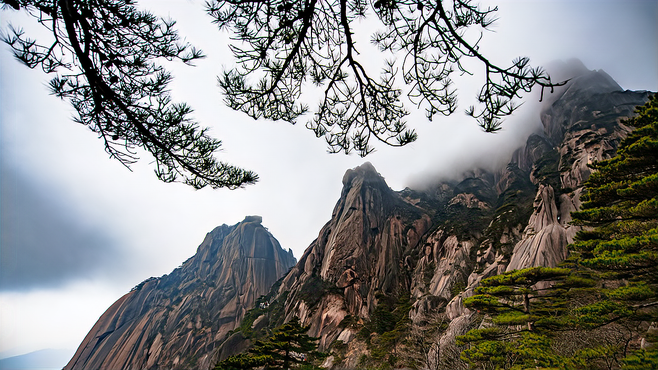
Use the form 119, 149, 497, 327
0, 349, 72, 370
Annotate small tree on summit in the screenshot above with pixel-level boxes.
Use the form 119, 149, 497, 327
2, 0, 565, 187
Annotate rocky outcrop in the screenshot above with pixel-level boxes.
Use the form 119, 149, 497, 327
66, 67, 652, 370
507, 69, 649, 271
273, 162, 432, 351
432, 69, 651, 362
259, 68, 650, 369
505, 184, 568, 270
64, 216, 296, 370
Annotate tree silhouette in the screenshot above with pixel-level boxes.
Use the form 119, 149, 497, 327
1, 0, 257, 189
2, 0, 566, 187
209, 0, 566, 156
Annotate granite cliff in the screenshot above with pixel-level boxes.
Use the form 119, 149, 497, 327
276, 163, 432, 349
225, 68, 650, 369
64, 216, 296, 370
432, 69, 651, 367
66, 67, 651, 370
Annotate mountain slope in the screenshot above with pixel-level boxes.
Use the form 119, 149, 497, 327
438, 69, 651, 366
64, 216, 296, 370
66, 67, 652, 370
273, 162, 432, 351
231, 68, 651, 369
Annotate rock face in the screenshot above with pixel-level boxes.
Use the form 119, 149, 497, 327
238, 68, 650, 368
65, 67, 652, 370
64, 216, 296, 370
434, 69, 651, 362
508, 69, 645, 271
275, 162, 432, 352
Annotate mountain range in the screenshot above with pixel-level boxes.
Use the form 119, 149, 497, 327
64, 64, 651, 370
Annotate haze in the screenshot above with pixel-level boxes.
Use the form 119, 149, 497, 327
0, 0, 656, 362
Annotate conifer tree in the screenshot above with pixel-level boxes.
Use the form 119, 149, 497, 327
457, 96, 657, 369
2, 0, 566, 185
457, 267, 592, 369
215, 318, 320, 370
570, 94, 658, 369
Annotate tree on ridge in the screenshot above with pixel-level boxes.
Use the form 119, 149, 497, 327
458, 95, 657, 369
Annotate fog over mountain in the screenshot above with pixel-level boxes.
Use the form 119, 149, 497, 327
62, 67, 652, 369
0, 0, 656, 362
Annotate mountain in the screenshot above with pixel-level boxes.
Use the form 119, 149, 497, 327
64, 216, 296, 370
66, 67, 652, 370
0, 349, 72, 370
274, 162, 433, 349
221, 68, 650, 369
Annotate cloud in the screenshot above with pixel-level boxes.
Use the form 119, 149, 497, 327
0, 161, 128, 291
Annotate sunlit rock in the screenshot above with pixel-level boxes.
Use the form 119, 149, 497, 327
64, 216, 296, 370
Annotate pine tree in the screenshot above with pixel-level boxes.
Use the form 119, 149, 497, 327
569, 94, 658, 369
1, 0, 259, 189
215, 318, 320, 370
3, 0, 566, 173
457, 267, 593, 369
457, 96, 657, 369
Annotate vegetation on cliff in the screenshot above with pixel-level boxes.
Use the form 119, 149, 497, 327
215, 319, 322, 370
570, 93, 657, 368
458, 95, 658, 369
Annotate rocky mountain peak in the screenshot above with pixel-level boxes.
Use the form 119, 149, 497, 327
242, 215, 263, 224
550, 68, 622, 106
65, 67, 653, 370
339, 162, 390, 201
538, 64, 644, 146
65, 218, 296, 370
341, 161, 382, 185
329, 162, 399, 230
264, 163, 433, 351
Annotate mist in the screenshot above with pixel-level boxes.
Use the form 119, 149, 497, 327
0, 0, 655, 359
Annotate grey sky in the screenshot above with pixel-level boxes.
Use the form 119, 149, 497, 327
1, 160, 130, 290
0, 0, 656, 360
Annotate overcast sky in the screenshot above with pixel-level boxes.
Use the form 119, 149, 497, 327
0, 0, 656, 361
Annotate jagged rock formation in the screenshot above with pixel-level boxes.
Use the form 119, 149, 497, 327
64, 216, 296, 370
436, 68, 651, 364
233, 68, 650, 369
276, 163, 432, 350
66, 67, 652, 370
